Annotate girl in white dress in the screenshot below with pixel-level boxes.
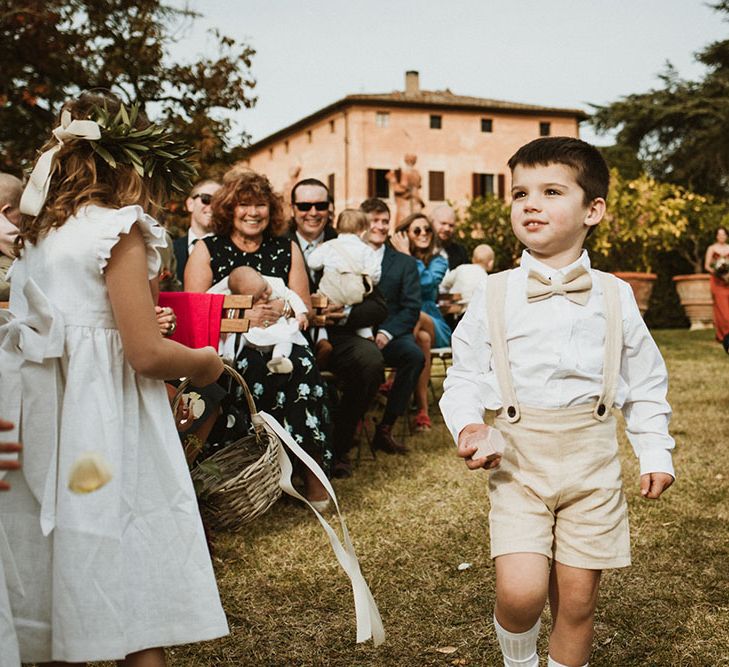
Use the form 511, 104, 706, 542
0, 91, 228, 666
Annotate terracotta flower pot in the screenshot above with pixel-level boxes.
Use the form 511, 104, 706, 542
672, 273, 713, 331
612, 272, 657, 317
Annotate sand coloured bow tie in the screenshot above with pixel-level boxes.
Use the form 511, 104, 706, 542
526, 265, 593, 305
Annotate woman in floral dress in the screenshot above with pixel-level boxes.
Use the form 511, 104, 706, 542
185, 169, 332, 504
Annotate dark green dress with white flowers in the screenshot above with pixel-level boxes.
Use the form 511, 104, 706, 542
203, 234, 333, 474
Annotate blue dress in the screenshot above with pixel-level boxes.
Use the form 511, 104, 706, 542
417, 254, 452, 348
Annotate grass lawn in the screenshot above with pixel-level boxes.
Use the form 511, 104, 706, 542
139, 330, 729, 666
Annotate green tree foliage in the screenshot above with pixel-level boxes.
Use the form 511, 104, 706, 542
456, 195, 520, 272
0, 0, 256, 177
591, 1, 729, 197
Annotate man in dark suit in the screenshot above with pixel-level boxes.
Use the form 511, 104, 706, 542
173, 179, 220, 285
289, 181, 409, 477
360, 198, 424, 454
432, 204, 468, 269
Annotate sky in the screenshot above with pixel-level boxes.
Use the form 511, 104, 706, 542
168, 0, 727, 147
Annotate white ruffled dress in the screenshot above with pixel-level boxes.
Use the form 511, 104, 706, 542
0, 205, 228, 662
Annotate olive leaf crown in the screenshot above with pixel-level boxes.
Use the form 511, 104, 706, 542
88, 101, 198, 196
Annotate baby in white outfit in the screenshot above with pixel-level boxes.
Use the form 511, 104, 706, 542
307, 209, 381, 338
210, 266, 308, 374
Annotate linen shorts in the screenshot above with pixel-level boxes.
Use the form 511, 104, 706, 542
488, 404, 631, 570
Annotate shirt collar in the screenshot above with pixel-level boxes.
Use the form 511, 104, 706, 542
519, 249, 591, 279
373, 244, 385, 263
296, 230, 324, 251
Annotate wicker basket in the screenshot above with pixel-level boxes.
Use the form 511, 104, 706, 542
173, 364, 282, 530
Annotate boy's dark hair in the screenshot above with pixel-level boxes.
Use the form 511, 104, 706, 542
507, 137, 610, 205
360, 197, 390, 217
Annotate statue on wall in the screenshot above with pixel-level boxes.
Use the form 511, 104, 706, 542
387, 153, 424, 226
282, 165, 302, 219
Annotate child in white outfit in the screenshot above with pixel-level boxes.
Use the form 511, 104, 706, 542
211, 265, 309, 374
441, 243, 494, 305
307, 209, 381, 338
440, 137, 675, 667
0, 91, 228, 665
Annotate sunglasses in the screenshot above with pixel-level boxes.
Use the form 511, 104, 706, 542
192, 193, 213, 205
294, 201, 329, 212
411, 226, 432, 236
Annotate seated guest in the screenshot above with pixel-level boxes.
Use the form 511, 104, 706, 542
184, 169, 332, 508
214, 265, 309, 374
441, 243, 494, 306
307, 209, 382, 338
360, 198, 425, 444
288, 180, 390, 478
391, 212, 451, 431
431, 204, 468, 270
173, 179, 221, 282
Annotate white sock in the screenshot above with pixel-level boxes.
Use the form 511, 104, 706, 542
493, 614, 540, 667
547, 657, 588, 667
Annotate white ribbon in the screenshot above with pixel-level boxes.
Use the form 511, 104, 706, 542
0, 278, 65, 535
19, 110, 102, 217
257, 411, 386, 647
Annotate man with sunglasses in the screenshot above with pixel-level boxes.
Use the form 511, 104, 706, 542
174, 179, 221, 283
289, 179, 391, 476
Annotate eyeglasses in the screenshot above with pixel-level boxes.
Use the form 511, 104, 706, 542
411, 226, 432, 236
294, 201, 329, 212
192, 193, 213, 205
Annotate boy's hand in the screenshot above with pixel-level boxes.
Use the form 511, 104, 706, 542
640, 472, 674, 499
457, 423, 502, 470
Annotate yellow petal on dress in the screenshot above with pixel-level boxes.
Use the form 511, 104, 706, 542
68, 452, 113, 494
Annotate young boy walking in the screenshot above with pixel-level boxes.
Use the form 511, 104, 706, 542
440, 137, 675, 667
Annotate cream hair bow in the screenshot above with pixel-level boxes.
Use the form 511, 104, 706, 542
19, 110, 101, 217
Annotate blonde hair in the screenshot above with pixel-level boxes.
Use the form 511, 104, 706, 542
0, 173, 23, 208
336, 209, 368, 235
472, 244, 494, 268
20, 91, 164, 246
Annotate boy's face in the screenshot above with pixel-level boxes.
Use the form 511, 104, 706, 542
510, 163, 604, 267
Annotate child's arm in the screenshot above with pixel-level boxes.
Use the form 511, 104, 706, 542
106, 224, 223, 386
441, 268, 456, 291
364, 246, 382, 285
618, 283, 675, 499
440, 280, 503, 467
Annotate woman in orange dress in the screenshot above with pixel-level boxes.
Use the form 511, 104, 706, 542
705, 226, 729, 352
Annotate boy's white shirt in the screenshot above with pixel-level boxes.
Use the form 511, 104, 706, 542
441, 263, 488, 303
440, 249, 675, 478
307, 234, 382, 285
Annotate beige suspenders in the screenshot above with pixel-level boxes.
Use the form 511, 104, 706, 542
592, 270, 623, 421
485, 269, 623, 423
485, 271, 521, 423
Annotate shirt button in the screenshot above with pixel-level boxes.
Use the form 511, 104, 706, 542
597, 404, 606, 416
507, 406, 516, 418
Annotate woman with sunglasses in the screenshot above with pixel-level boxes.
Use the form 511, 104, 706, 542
391, 212, 452, 431
184, 169, 333, 508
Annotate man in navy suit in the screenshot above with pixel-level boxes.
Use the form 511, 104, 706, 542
173, 179, 220, 285
360, 198, 424, 455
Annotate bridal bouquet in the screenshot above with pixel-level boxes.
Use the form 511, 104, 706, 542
712, 256, 729, 283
